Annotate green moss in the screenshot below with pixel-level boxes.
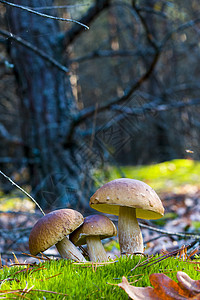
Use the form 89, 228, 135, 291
94, 159, 200, 193
192, 221, 200, 230
0, 255, 199, 299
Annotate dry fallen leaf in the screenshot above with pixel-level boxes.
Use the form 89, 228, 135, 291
118, 276, 161, 300
177, 271, 200, 295
118, 271, 200, 300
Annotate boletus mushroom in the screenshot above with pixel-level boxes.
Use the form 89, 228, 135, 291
90, 178, 164, 256
70, 214, 117, 262
29, 209, 86, 262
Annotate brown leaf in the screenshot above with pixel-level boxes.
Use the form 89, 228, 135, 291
118, 272, 200, 300
118, 276, 162, 300
150, 273, 196, 299
177, 271, 200, 295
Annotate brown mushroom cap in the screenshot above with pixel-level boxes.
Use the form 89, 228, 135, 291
90, 178, 164, 219
29, 209, 84, 255
70, 214, 117, 246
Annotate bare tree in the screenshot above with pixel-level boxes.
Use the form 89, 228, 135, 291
1, 0, 112, 211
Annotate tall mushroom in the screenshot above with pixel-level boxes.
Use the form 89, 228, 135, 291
70, 214, 117, 262
90, 178, 164, 256
29, 209, 86, 262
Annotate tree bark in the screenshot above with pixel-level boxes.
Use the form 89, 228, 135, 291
6, 0, 88, 211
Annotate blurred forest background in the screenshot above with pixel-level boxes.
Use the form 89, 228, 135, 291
1, 0, 200, 260
0, 0, 200, 212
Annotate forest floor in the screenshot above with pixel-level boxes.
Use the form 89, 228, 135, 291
0, 159, 200, 264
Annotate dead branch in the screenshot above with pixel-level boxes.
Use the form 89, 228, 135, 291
0, 170, 45, 216
139, 223, 200, 240
70, 49, 155, 64
0, 29, 69, 74
0, 123, 22, 145
0, 0, 89, 29
112, 98, 200, 116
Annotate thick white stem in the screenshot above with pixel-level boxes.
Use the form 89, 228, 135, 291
86, 236, 108, 262
56, 237, 86, 262
118, 206, 143, 256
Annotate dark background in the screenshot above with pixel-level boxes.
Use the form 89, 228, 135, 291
0, 0, 200, 212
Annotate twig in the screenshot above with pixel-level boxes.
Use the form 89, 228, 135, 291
132, 2, 159, 50
0, 29, 69, 74
139, 223, 200, 240
70, 49, 154, 63
0, 0, 89, 29
144, 234, 165, 244
33, 4, 90, 11
0, 123, 22, 144
112, 98, 200, 115
0, 170, 45, 216
136, 243, 197, 269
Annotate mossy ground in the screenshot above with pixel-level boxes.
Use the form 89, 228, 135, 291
0, 255, 199, 299
1, 159, 200, 298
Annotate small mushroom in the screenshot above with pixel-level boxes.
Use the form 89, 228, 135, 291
70, 214, 117, 262
90, 178, 164, 256
29, 209, 86, 262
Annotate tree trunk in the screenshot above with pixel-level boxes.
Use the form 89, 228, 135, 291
6, 0, 89, 212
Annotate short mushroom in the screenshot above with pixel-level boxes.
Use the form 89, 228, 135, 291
90, 178, 164, 256
70, 214, 117, 262
29, 209, 86, 262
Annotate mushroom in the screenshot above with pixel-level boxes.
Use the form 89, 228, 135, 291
89, 178, 164, 256
70, 214, 117, 262
29, 209, 86, 262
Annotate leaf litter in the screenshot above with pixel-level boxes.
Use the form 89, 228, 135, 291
118, 271, 200, 300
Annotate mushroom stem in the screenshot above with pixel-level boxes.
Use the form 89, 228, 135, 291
118, 206, 143, 255
56, 237, 86, 262
86, 236, 108, 262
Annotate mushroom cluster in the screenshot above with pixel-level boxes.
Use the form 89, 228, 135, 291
29, 178, 164, 261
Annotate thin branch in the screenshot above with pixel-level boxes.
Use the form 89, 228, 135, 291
0, 29, 69, 74
112, 98, 200, 116
0, 123, 22, 144
139, 223, 200, 240
63, 0, 111, 47
78, 96, 200, 139
0, 0, 89, 29
70, 49, 154, 64
144, 234, 165, 244
33, 4, 90, 11
0, 170, 45, 216
132, 2, 159, 50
